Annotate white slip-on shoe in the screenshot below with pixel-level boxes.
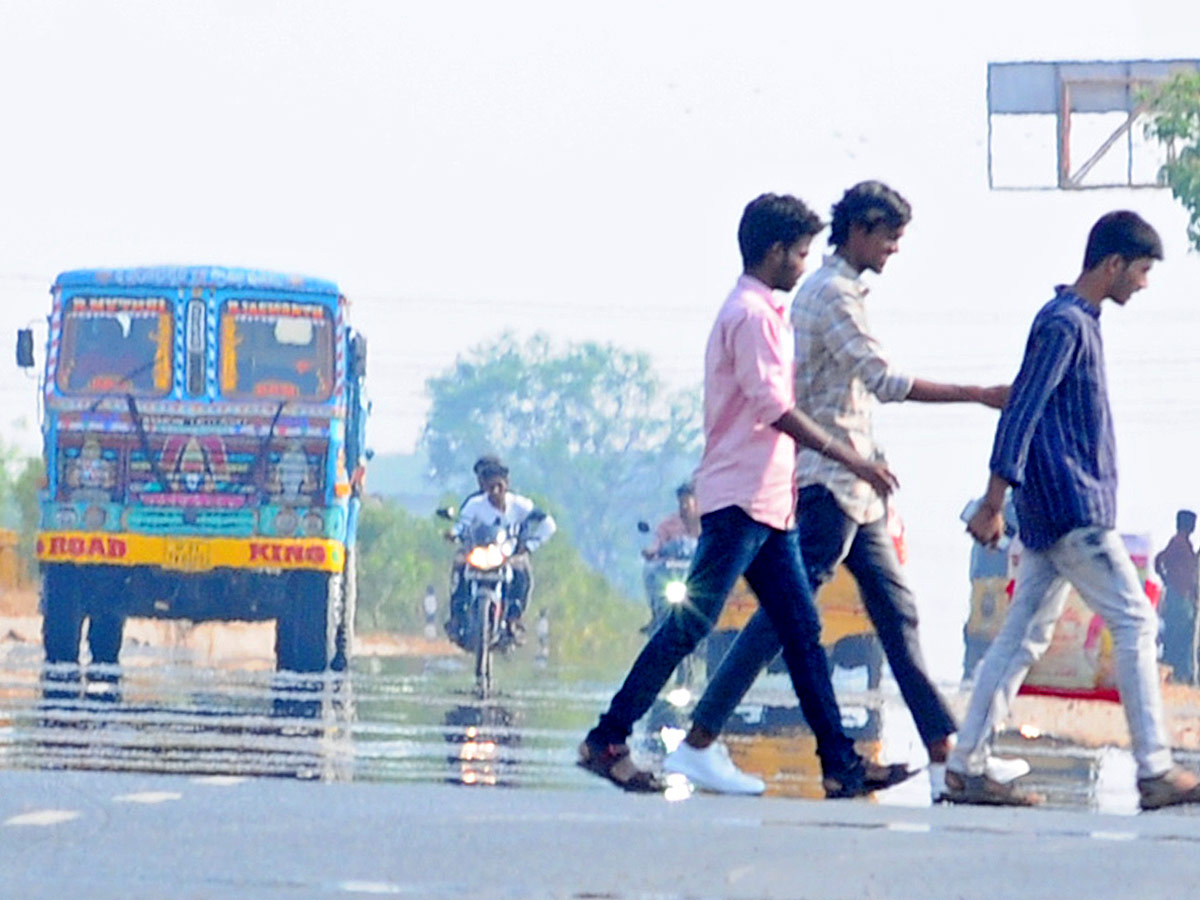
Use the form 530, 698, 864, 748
985, 756, 1031, 785
663, 741, 766, 795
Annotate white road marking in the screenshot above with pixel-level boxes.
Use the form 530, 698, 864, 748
334, 881, 405, 894
191, 775, 247, 786
113, 791, 182, 804
887, 821, 932, 833
1090, 830, 1138, 841
5, 809, 82, 827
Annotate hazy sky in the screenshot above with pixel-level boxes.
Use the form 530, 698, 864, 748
4, 1, 1200, 678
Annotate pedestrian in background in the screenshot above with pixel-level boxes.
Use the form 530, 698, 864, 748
1154, 509, 1199, 684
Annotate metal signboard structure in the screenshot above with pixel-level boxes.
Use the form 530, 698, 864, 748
988, 59, 1200, 191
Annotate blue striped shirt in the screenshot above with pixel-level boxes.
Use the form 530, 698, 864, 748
989, 286, 1116, 550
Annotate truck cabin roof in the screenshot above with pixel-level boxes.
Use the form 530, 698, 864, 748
53, 266, 340, 297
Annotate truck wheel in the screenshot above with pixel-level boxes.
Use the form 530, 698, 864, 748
87, 614, 125, 666
829, 633, 884, 691
331, 547, 356, 673
42, 565, 84, 664
276, 570, 338, 673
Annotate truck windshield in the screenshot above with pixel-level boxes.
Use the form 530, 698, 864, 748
219, 299, 334, 401
55, 296, 173, 396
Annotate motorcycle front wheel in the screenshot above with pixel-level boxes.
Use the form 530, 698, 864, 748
474, 589, 499, 697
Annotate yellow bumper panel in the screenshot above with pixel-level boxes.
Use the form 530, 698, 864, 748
36, 531, 344, 574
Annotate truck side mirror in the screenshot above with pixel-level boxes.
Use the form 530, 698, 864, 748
16, 329, 34, 369
349, 332, 367, 379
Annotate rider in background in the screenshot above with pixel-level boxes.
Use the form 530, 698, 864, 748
642, 482, 702, 561
448, 461, 557, 643
640, 482, 702, 633
444, 454, 504, 643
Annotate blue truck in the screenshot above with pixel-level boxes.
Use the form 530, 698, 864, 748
16, 266, 369, 672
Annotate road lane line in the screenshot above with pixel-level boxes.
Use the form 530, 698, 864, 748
887, 821, 932, 833
192, 775, 247, 786
5, 809, 82, 827
113, 791, 183, 804
333, 881, 405, 894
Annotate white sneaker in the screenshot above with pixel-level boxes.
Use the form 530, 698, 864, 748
663, 741, 765, 795
985, 756, 1031, 784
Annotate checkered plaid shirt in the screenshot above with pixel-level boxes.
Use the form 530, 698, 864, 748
791, 254, 913, 525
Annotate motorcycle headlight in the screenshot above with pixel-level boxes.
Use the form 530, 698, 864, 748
664, 580, 688, 605
467, 544, 506, 570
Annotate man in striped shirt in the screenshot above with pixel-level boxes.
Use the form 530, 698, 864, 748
949, 210, 1200, 809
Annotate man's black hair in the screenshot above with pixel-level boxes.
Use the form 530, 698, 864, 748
1082, 211, 1164, 271
828, 181, 912, 248
737, 194, 824, 269
1177, 509, 1197, 532
675, 481, 696, 500
477, 461, 509, 482
473, 454, 503, 476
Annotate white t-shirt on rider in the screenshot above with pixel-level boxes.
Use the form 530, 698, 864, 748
453, 492, 557, 552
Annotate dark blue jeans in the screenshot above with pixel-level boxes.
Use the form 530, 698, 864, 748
587, 506, 859, 780
692, 485, 956, 747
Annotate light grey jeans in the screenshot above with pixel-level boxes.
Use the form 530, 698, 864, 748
949, 526, 1173, 780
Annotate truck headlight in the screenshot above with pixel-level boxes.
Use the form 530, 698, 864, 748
84, 505, 107, 530
274, 507, 299, 536
302, 511, 324, 537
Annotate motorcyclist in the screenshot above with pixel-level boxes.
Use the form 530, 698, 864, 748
444, 454, 504, 643
642, 481, 701, 561
446, 461, 557, 645
640, 482, 702, 632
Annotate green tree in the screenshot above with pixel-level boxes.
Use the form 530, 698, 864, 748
1144, 72, 1200, 252
0, 437, 42, 580
421, 333, 702, 596
355, 497, 451, 632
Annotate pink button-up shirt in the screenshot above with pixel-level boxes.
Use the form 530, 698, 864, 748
694, 275, 797, 530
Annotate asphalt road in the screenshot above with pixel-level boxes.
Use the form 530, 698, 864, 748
4, 766, 1200, 900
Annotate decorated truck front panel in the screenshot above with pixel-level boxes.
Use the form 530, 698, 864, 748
31, 267, 368, 672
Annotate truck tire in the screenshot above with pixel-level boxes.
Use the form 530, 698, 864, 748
42, 565, 84, 664
829, 633, 884, 690
87, 614, 125, 666
331, 547, 356, 673
276, 570, 338, 673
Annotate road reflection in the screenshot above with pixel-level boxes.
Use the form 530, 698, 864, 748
0, 635, 1194, 814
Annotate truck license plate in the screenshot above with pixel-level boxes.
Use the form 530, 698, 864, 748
163, 539, 212, 572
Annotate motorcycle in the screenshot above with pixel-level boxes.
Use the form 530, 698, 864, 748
441, 511, 522, 697
638, 525, 701, 687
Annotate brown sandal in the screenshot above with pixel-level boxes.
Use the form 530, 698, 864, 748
941, 769, 1043, 807
577, 741, 664, 793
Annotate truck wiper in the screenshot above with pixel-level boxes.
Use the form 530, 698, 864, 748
126, 393, 170, 495
257, 400, 287, 505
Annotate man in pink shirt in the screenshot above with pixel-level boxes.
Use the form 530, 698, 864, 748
579, 194, 914, 797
